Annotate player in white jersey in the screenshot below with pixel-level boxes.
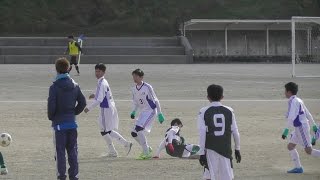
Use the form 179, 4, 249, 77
84, 63, 132, 157
153, 118, 211, 179
198, 84, 241, 180
130, 69, 165, 160
281, 82, 319, 173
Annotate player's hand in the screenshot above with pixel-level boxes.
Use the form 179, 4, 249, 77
199, 154, 207, 167
153, 156, 160, 159
158, 113, 165, 124
84, 108, 89, 113
235, 150, 241, 163
167, 143, 174, 154
282, 128, 289, 140
312, 125, 318, 133
130, 111, 136, 119
89, 94, 95, 99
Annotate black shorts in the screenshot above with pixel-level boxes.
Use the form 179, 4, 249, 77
70, 56, 78, 65
166, 143, 186, 158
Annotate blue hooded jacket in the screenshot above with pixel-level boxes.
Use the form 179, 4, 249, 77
47, 74, 86, 130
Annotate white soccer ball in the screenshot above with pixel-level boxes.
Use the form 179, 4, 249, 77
0, 133, 12, 147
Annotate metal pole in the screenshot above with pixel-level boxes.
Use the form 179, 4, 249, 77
225, 27, 228, 56
266, 27, 269, 55
307, 28, 311, 55
291, 19, 296, 77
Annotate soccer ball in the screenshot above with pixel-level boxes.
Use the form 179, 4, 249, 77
0, 133, 12, 147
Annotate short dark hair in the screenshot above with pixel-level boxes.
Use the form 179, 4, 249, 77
55, 57, 70, 74
285, 82, 298, 95
132, 69, 144, 77
95, 63, 106, 72
207, 84, 223, 101
171, 118, 183, 127
67, 35, 74, 39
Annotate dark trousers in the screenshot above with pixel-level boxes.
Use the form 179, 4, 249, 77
54, 129, 78, 180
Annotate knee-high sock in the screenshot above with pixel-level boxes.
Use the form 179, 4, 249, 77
103, 134, 117, 153
289, 149, 302, 168
311, 149, 320, 157
0, 152, 5, 168
75, 65, 79, 73
110, 130, 128, 146
137, 131, 149, 154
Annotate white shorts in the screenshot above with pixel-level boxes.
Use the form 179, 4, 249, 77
206, 149, 234, 180
135, 110, 156, 133
98, 106, 119, 132
289, 124, 312, 148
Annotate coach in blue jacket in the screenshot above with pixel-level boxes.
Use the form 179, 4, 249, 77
48, 57, 86, 180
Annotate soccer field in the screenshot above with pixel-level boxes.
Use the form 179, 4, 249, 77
0, 64, 319, 180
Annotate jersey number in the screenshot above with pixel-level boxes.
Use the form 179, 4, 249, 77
213, 114, 225, 136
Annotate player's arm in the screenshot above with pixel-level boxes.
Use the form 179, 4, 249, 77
231, 112, 241, 163
282, 100, 299, 139
75, 86, 87, 115
147, 85, 165, 123
130, 88, 138, 119
85, 83, 105, 112
47, 85, 57, 120
197, 108, 207, 166
304, 104, 318, 132
64, 44, 69, 54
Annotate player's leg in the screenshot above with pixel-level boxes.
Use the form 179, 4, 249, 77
297, 125, 320, 157
206, 149, 218, 180
66, 129, 79, 180
110, 130, 133, 155
74, 56, 80, 75
0, 152, 7, 175
99, 109, 117, 156
55, 130, 68, 180
135, 126, 149, 155
101, 131, 118, 157
182, 144, 201, 158
218, 155, 233, 180
287, 129, 303, 173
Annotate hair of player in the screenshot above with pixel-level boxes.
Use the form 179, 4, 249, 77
95, 63, 106, 72
132, 69, 144, 77
171, 118, 183, 127
67, 35, 74, 39
207, 84, 223, 101
285, 82, 298, 95
55, 57, 70, 74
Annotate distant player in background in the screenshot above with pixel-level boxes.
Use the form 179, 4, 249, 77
198, 84, 241, 180
153, 118, 211, 180
281, 82, 320, 173
84, 63, 132, 157
64, 35, 82, 75
0, 152, 7, 175
130, 69, 165, 160
47, 58, 86, 180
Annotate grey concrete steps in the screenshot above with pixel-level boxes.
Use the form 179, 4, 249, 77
0, 46, 184, 55
0, 55, 187, 64
0, 37, 180, 46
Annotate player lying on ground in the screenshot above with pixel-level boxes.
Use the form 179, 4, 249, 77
84, 63, 132, 157
0, 152, 7, 175
47, 58, 86, 180
281, 82, 320, 174
153, 118, 201, 159
130, 69, 165, 160
64, 35, 82, 75
198, 84, 241, 180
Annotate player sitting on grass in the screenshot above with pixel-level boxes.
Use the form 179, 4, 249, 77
153, 118, 201, 159
130, 69, 165, 160
0, 152, 7, 175
281, 82, 320, 174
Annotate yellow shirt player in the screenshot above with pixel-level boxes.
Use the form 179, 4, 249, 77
65, 35, 83, 75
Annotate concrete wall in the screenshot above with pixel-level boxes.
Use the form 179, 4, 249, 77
187, 30, 312, 57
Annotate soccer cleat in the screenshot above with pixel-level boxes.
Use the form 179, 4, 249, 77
125, 142, 133, 156
287, 167, 304, 174
136, 153, 152, 160
0, 167, 8, 175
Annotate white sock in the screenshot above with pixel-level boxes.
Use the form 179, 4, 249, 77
137, 131, 149, 154
289, 149, 302, 168
103, 134, 117, 153
311, 149, 320, 157
110, 130, 128, 146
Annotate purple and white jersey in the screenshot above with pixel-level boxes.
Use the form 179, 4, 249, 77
87, 76, 115, 111
131, 82, 161, 113
286, 95, 314, 127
